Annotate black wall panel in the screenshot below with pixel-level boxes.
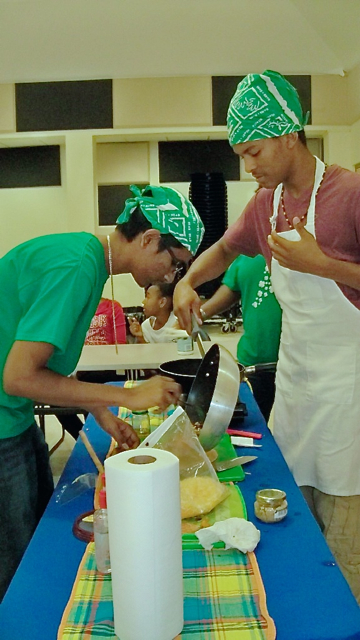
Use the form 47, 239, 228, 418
158, 140, 240, 182
212, 75, 312, 126
0, 146, 61, 188
16, 80, 113, 131
98, 184, 147, 226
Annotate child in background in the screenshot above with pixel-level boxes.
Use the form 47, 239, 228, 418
85, 297, 126, 345
129, 283, 187, 343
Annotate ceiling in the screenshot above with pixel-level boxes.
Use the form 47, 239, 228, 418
1, 0, 360, 84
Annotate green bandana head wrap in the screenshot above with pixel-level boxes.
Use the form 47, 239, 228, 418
227, 70, 309, 146
116, 184, 204, 255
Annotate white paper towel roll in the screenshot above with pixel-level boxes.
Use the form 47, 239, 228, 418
104, 448, 183, 640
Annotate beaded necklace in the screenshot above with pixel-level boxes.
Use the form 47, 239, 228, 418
107, 235, 119, 354
281, 166, 327, 229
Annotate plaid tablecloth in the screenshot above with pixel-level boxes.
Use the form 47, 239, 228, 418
60, 382, 275, 639
58, 543, 275, 640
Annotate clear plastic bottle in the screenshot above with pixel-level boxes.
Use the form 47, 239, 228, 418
131, 410, 150, 439
94, 487, 111, 574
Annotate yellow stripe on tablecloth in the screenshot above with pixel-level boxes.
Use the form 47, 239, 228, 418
57, 542, 93, 639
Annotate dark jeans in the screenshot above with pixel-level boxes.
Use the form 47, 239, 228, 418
0, 423, 54, 602
246, 370, 276, 423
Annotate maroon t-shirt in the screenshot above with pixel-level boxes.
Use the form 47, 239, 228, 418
224, 165, 360, 309
85, 298, 126, 345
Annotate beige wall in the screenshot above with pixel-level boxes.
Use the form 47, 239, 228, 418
348, 63, 360, 125
63, 132, 97, 233
322, 128, 352, 170
0, 186, 66, 256
113, 77, 212, 128
312, 65, 360, 127
0, 84, 15, 133
1, 73, 359, 305
96, 142, 150, 184
113, 74, 360, 129
311, 75, 349, 125
0, 73, 358, 135
350, 118, 360, 167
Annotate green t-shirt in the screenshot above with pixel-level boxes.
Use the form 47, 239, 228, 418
0, 232, 108, 438
222, 254, 282, 366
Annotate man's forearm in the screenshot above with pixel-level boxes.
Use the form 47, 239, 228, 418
201, 286, 239, 319
4, 365, 130, 411
4, 341, 182, 417
321, 255, 360, 291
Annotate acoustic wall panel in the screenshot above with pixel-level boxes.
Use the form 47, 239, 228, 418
16, 80, 113, 131
0, 146, 61, 188
98, 184, 147, 226
158, 140, 240, 183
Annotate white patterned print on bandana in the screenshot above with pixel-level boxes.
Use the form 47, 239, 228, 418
116, 184, 204, 256
252, 265, 273, 308
227, 70, 308, 146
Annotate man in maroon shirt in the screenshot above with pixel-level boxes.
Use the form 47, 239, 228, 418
174, 70, 360, 602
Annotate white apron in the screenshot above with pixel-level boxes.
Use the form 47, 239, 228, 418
270, 156, 360, 496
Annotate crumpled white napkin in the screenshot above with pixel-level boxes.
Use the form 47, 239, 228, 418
195, 517, 260, 553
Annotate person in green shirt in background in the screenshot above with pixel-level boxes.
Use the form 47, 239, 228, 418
0, 184, 204, 603
200, 254, 282, 422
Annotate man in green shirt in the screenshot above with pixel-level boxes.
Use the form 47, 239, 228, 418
0, 184, 204, 602
201, 255, 281, 421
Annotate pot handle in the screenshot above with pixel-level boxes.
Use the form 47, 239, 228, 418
191, 314, 209, 358
243, 362, 277, 375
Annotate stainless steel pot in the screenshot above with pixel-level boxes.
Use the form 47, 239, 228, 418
159, 359, 276, 398
159, 354, 275, 451
159, 358, 201, 396
184, 344, 240, 451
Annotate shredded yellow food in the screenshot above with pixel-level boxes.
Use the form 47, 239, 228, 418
180, 475, 229, 519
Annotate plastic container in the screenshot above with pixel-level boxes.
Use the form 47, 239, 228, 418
132, 410, 150, 438
177, 336, 194, 355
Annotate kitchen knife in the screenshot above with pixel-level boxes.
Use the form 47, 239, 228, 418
213, 455, 257, 472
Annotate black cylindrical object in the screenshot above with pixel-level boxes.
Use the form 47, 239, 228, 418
189, 172, 228, 298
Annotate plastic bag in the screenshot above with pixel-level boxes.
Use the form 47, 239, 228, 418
54, 472, 97, 505
151, 408, 217, 480
142, 407, 229, 518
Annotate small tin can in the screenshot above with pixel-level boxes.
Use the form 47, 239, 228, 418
177, 336, 194, 355
254, 488, 288, 523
